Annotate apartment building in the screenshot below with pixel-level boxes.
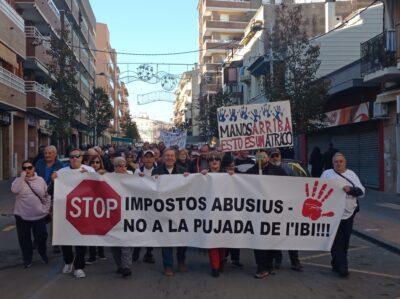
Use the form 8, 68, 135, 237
134, 113, 173, 143
359, 0, 400, 193
222, 0, 374, 104
198, 0, 262, 97
95, 23, 123, 141
173, 68, 200, 138
0, 0, 26, 179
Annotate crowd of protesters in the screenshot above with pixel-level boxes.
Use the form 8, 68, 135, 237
11, 141, 364, 280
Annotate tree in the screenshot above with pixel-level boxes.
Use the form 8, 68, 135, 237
121, 112, 141, 141
196, 91, 233, 141
87, 87, 114, 144
264, 3, 329, 134
46, 28, 84, 147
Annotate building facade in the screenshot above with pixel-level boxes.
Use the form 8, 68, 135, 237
134, 113, 173, 143
174, 68, 200, 138
95, 23, 125, 143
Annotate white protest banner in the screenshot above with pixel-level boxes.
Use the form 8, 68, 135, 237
159, 130, 187, 148
53, 172, 346, 251
217, 101, 293, 152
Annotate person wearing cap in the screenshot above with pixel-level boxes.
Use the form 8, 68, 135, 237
152, 148, 187, 276
132, 150, 157, 263
246, 149, 287, 279
269, 148, 304, 272
52, 148, 95, 279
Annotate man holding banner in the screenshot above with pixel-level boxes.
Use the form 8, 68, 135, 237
246, 148, 287, 279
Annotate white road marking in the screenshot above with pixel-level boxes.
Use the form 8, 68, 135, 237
375, 203, 400, 210
300, 245, 369, 261
1, 225, 16, 232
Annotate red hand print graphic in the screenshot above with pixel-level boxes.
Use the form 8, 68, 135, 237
302, 181, 334, 221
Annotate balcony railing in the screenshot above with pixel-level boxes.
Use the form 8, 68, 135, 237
25, 26, 51, 46
25, 81, 52, 99
0, 0, 24, 31
48, 0, 59, 17
361, 30, 397, 77
0, 67, 25, 94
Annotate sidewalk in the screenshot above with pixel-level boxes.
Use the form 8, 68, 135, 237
352, 189, 400, 254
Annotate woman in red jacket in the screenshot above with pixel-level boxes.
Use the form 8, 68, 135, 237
201, 152, 234, 277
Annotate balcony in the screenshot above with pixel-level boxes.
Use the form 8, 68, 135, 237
361, 30, 400, 83
80, 48, 90, 73
202, 0, 257, 17
0, 66, 26, 111
15, 0, 61, 37
26, 81, 57, 119
25, 26, 52, 73
203, 20, 248, 36
202, 39, 240, 57
0, 0, 26, 58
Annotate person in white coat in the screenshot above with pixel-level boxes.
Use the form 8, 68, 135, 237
321, 152, 365, 277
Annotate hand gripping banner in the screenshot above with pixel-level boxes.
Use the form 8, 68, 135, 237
53, 172, 346, 250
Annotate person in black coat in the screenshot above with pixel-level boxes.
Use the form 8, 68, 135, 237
309, 146, 324, 177
246, 148, 287, 279
151, 148, 187, 276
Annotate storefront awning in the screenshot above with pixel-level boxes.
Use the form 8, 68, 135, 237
0, 43, 18, 68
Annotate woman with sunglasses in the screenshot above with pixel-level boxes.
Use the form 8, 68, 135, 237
86, 155, 107, 264
11, 160, 51, 268
111, 157, 134, 277
201, 152, 234, 277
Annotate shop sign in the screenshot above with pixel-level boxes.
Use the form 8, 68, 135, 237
325, 103, 370, 128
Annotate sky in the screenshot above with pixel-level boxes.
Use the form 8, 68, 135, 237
90, 0, 199, 123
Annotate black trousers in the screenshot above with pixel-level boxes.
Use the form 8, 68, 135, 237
61, 246, 87, 270
89, 246, 105, 259
227, 248, 240, 261
331, 214, 355, 271
15, 215, 48, 265
254, 250, 274, 272
274, 250, 300, 265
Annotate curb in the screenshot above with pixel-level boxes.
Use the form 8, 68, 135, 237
352, 228, 400, 255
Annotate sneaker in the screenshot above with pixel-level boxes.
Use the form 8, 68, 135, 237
74, 269, 86, 278
164, 267, 174, 277
24, 262, 32, 269
62, 263, 73, 274
41, 254, 49, 264
143, 253, 155, 264
254, 271, 270, 279
291, 262, 303, 272
338, 268, 349, 278
121, 268, 132, 277
177, 262, 188, 272
211, 269, 220, 278
231, 260, 244, 269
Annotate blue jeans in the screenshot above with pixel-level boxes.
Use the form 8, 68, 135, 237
162, 247, 187, 268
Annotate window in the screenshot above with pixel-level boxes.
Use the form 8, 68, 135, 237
220, 14, 229, 22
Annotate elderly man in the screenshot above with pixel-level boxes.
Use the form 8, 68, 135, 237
269, 148, 303, 272
152, 148, 187, 276
35, 145, 64, 186
53, 149, 95, 279
321, 152, 365, 277
247, 149, 287, 279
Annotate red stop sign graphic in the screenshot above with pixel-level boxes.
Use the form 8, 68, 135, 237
66, 180, 121, 235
